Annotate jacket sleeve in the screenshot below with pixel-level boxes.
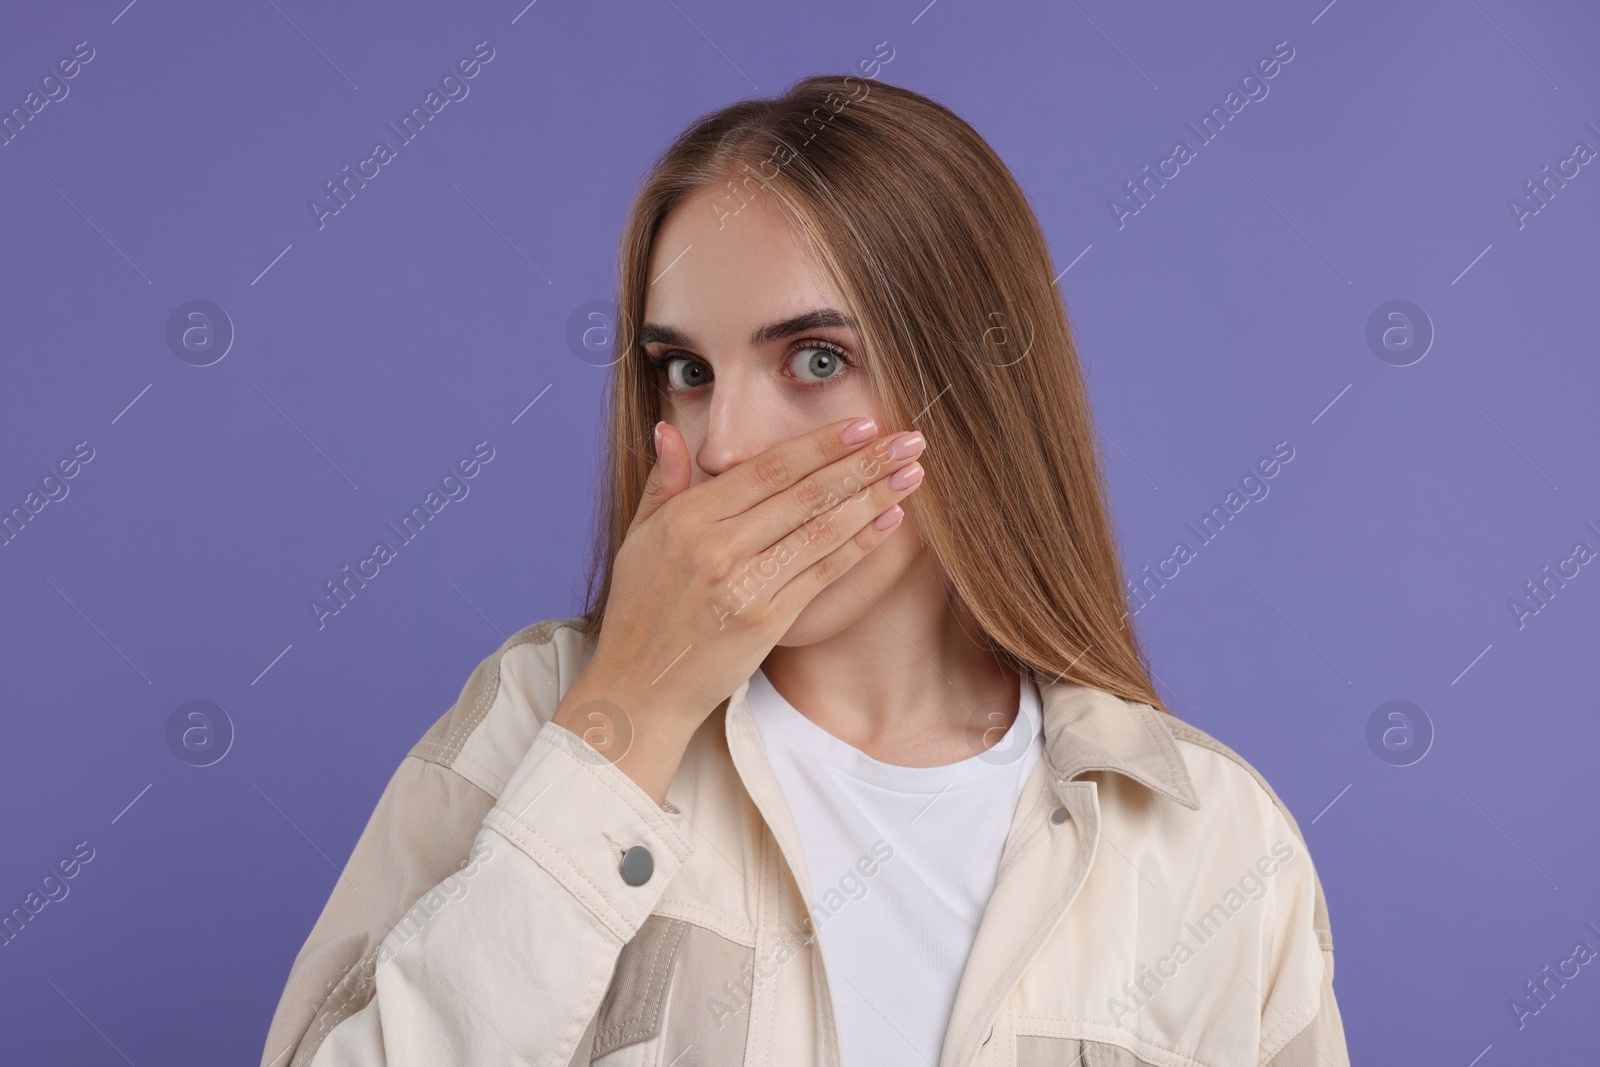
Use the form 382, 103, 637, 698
313, 716, 694, 1067
262, 718, 695, 1067
1263, 939, 1350, 1067
258, 750, 497, 1067
318, 723, 688, 1062
1258, 832, 1352, 1067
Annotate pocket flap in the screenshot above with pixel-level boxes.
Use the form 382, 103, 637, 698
591, 914, 689, 1058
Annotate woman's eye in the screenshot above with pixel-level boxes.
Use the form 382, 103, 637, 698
789, 344, 847, 383
665, 357, 711, 391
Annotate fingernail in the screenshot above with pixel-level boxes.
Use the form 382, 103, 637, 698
889, 462, 923, 490
653, 422, 663, 458
873, 505, 904, 531
887, 431, 924, 460
840, 417, 877, 445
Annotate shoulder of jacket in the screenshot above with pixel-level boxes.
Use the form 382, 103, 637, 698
406, 615, 590, 796
1160, 715, 1306, 840
1159, 713, 1334, 952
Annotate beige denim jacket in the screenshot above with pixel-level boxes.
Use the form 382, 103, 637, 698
260, 617, 1350, 1067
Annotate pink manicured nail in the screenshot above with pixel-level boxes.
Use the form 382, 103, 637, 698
653, 422, 663, 457
873, 505, 904, 531
840, 417, 877, 445
887, 431, 924, 459
889, 462, 923, 490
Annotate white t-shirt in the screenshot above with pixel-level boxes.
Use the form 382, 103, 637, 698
745, 667, 1045, 1066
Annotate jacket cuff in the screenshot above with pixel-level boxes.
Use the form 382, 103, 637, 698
482, 719, 694, 942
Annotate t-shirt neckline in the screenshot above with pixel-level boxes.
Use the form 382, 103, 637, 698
746, 667, 1043, 794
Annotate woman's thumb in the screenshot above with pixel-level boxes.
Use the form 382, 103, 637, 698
632, 420, 689, 528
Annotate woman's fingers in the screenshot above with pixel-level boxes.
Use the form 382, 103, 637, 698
691, 416, 884, 525
731, 428, 924, 555
621, 414, 922, 639
756, 449, 925, 610
629, 420, 692, 533
767, 463, 921, 618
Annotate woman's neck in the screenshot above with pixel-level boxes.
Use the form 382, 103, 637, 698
759, 561, 1021, 768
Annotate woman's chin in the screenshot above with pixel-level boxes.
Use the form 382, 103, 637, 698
774, 521, 926, 648
773, 581, 863, 648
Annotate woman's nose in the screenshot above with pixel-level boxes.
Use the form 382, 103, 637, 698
695, 424, 763, 479
694, 387, 775, 478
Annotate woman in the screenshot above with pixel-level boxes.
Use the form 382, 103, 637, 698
261, 74, 1350, 1067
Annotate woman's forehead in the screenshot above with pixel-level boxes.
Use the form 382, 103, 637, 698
644, 189, 850, 342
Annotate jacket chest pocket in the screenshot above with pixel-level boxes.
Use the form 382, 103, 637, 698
575, 915, 757, 1066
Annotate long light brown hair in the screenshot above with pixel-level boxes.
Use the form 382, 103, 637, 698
579, 74, 1167, 715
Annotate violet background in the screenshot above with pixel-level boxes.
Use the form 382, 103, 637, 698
2, 0, 1597, 1063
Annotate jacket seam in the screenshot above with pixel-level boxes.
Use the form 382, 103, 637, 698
285, 755, 499, 1067
755, 830, 782, 1067
1258, 996, 1316, 1065
410, 616, 581, 771
995, 778, 1050, 880
450, 748, 508, 799
548, 728, 694, 859
435, 626, 546, 765
1255, 944, 1330, 1064
1135, 702, 1198, 806
484, 809, 633, 939
1163, 719, 1334, 949
479, 733, 693, 938
956, 780, 1098, 1058
1012, 1023, 1210, 1067
594, 917, 687, 1051
651, 899, 759, 948
540, 937, 627, 1067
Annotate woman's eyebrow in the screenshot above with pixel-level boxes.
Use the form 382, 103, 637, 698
638, 308, 859, 349
749, 308, 858, 346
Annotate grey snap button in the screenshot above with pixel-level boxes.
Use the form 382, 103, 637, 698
1050, 806, 1070, 824
620, 845, 654, 886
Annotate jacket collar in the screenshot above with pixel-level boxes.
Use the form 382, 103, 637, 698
725, 664, 1200, 813
1032, 672, 1202, 811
